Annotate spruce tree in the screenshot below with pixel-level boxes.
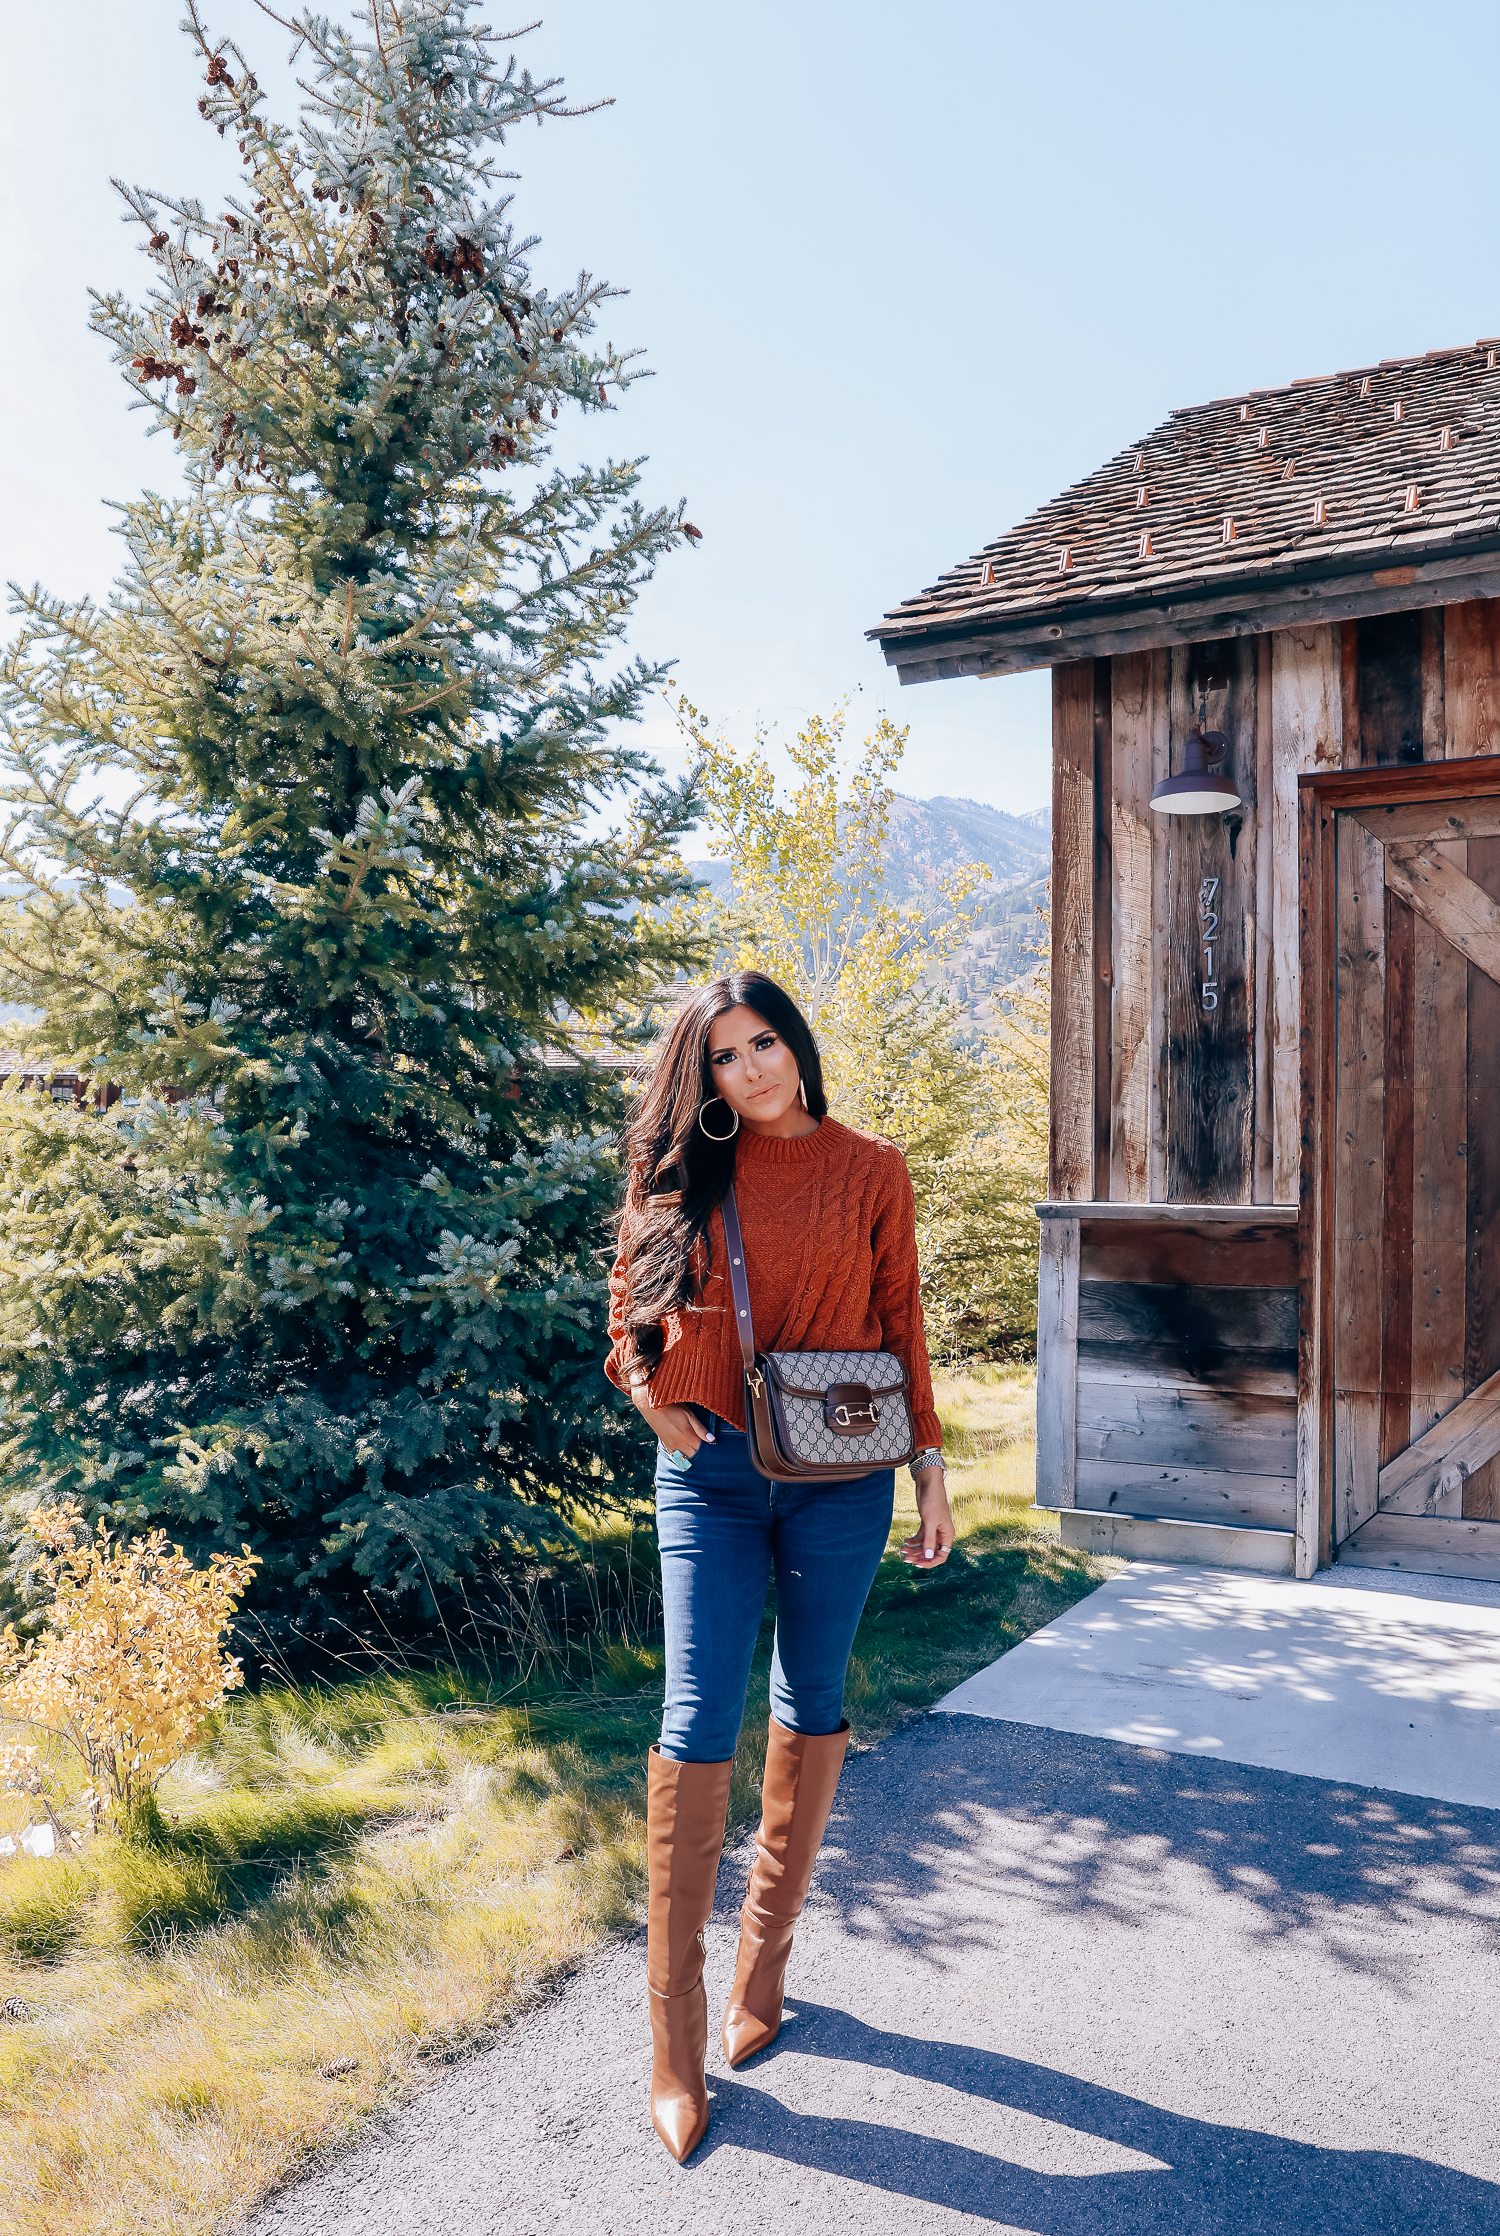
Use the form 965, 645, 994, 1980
0, 2, 700, 1646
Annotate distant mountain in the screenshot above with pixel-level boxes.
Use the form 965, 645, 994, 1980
882, 794, 1051, 906
682, 856, 733, 901
683, 790, 1051, 1036
883, 796, 1049, 1035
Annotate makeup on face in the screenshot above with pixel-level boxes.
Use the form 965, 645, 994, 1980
707, 1010, 799, 1119
704, 1003, 821, 1140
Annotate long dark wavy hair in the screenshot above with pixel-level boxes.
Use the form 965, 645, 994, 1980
614, 972, 827, 1380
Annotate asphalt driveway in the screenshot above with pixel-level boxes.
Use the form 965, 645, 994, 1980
245, 1711, 1500, 2233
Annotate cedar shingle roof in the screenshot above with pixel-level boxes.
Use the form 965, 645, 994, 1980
871, 338, 1500, 680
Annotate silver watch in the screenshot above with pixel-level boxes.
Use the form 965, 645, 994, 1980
910, 1448, 946, 1479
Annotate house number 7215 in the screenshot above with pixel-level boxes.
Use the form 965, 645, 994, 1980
1199, 876, 1219, 1012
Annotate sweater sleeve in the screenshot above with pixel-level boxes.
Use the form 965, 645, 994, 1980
604, 1214, 696, 1395
869, 1149, 942, 1451
603, 1233, 645, 1393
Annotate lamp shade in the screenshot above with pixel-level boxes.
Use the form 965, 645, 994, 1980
1150, 724, 1241, 815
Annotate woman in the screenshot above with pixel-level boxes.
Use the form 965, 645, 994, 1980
606, 970, 954, 2163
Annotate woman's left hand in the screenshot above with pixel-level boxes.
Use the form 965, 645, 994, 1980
901, 1468, 955, 1570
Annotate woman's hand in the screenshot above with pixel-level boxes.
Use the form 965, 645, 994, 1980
901, 1467, 955, 1570
631, 1389, 711, 1466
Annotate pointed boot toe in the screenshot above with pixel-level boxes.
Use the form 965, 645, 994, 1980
722, 1999, 780, 2068
651, 2079, 710, 2163
649, 1971, 715, 2162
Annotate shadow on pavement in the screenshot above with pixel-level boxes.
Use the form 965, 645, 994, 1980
805, 1717, 1500, 1977
697, 2002, 1500, 2233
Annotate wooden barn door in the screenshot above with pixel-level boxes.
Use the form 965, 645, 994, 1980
1329, 776, 1500, 1573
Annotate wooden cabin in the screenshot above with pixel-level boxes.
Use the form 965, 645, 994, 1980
872, 338, 1500, 1585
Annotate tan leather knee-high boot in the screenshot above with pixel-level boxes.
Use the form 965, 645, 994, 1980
721, 1718, 849, 2069
646, 1745, 734, 2163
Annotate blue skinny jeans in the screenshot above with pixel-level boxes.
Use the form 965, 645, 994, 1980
654, 1417, 896, 1763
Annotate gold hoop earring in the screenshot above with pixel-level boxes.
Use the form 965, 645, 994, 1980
698, 1096, 740, 1142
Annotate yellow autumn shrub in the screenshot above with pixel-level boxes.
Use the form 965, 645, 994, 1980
0, 1505, 259, 1830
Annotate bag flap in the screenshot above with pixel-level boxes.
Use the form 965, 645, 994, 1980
763, 1349, 908, 1400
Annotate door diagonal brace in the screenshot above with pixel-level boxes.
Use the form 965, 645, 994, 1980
1378, 1365, 1500, 1514
1382, 843, 1500, 988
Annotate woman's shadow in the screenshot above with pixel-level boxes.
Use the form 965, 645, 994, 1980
693, 2001, 1500, 2234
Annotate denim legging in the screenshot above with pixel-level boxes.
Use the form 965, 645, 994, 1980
654, 1417, 895, 1762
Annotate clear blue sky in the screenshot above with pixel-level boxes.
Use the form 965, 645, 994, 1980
4, 0, 1499, 815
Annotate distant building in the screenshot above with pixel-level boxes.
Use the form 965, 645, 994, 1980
0, 1053, 117, 1107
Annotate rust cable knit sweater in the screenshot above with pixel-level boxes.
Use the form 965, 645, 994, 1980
605, 1117, 942, 1450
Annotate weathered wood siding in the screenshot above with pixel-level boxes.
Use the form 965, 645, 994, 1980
1064, 1216, 1298, 1533
1163, 641, 1258, 1201
1045, 601, 1500, 1207
1041, 596, 1500, 1566
1035, 1218, 1079, 1507
1109, 652, 1159, 1201
1049, 661, 1096, 1200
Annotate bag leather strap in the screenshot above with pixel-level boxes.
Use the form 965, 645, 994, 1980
719, 1187, 757, 1373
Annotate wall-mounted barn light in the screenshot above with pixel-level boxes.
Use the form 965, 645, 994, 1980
1150, 699, 1241, 815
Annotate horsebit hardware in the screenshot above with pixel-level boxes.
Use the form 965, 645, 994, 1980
832, 1401, 879, 1428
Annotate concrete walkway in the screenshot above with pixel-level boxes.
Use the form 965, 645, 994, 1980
940, 1561, 1500, 1807
248, 1578, 1500, 2234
